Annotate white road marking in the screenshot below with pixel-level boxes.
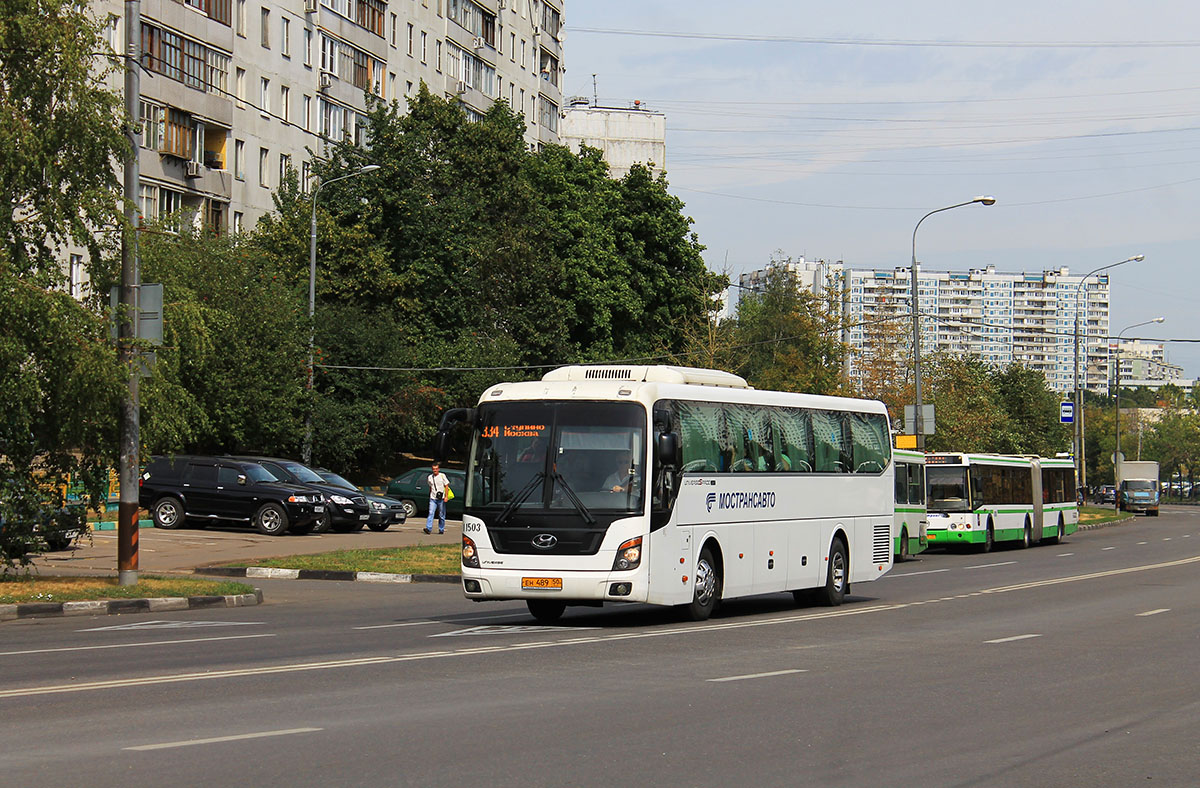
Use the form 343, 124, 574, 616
707, 669, 807, 683
964, 561, 1017, 569
1136, 609, 1170, 617
1102, 547, 1116, 551
1138, 541, 1148, 545
1183, 534, 1191, 538
431, 624, 600, 637
353, 612, 534, 630
887, 568, 950, 578
1057, 553, 1074, 557
0, 634, 275, 657
9, 554, 1200, 700
124, 728, 322, 751
985, 634, 1042, 644
1163, 537, 1172, 541
79, 620, 263, 632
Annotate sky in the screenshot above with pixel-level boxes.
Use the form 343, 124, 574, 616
564, 1, 1200, 376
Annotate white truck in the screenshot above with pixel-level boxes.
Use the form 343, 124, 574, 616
1118, 460, 1160, 516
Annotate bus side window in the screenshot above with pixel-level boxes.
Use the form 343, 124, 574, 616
895, 462, 908, 503
811, 410, 846, 473
910, 464, 925, 504
678, 401, 723, 474
771, 406, 812, 473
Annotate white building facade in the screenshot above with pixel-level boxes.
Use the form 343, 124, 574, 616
736, 261, 1114, 394
92, 0, 563, 243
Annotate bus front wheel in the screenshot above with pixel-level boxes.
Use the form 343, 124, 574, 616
682, 546, 721, 621
898, 527, 909, 562
981, 520, 995, 553
526, 600, 565, 624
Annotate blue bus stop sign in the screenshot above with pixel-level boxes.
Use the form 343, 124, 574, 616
1060, 401, 1074, 424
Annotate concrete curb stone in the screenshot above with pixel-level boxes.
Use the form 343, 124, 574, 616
196, 566, 459, 585
0, 589, 263, 621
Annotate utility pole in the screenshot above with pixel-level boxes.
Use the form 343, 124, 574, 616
118, 0, 142, 586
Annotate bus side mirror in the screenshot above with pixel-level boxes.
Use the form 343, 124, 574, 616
434, 407, 476, 461
657, 432, 678, 466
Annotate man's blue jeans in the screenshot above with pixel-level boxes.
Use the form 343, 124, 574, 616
425, 498, 446, 533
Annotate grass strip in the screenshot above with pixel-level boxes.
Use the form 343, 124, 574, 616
219, 544, 462, 575
0, 576, 254, 605
1079, 505, 1136, 525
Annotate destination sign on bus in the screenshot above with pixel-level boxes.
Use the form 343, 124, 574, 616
926, 454, 964, 465
481, 424, 547, 439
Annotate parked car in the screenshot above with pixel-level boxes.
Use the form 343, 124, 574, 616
232, 456, 372, 534
314, 469, 407, 532
1096, 485, 1116, 505
0, 505, 85, 557
385, 467, 466, 519
139, 455, 323, 535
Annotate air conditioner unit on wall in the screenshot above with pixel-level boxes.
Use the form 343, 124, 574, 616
303, 0, 317, 13
319, 72, 333, 90
185, 160, 202, 177
455, 80, 467, 95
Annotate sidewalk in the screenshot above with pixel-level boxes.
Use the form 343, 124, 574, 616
28, 518, 462, 577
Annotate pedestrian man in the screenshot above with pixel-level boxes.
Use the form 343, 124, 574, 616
425, 462, 450, 535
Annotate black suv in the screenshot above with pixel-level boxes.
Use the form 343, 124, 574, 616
233, 456, 371, 533
139, 456, 324, 536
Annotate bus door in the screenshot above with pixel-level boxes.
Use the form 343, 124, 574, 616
1030, 459, 1044, 540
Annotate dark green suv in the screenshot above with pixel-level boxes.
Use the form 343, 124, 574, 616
385, 467, 466, 519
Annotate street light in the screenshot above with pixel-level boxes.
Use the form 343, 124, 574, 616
911, 196, 996, 450
303, 164, 382, 464
1073, 254, 1144, 494
1113, 316, 1165, 509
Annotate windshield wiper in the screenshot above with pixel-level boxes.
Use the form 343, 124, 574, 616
551, 471, 596, 526
494, 472, 544, 527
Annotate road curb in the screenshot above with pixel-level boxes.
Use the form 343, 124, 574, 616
0, 589, 263, 622
195, 566, 460, 585
1078, 514, 1137, 531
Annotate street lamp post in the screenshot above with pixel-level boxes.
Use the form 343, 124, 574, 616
1073, 255, 1144, 496
911, 196, 996, 450
303, 164, 381, 464
1113, 316, 1165, 509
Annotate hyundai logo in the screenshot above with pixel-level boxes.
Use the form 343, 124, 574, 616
532, 533, 558, 550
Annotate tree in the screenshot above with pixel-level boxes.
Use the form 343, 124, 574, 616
0, 0, 127, 280
138, 228, 309, 457
0, 258, 122, 570
991, 364, 1069, 456
924, 356, 1009, 453
730, 262, 847, 394
855, 312, 912, 426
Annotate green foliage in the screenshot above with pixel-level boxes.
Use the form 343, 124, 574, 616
0, 0, 126, 279
0, 258, 121, 571
139, 229, 308, 456
924, 356, 1070, 456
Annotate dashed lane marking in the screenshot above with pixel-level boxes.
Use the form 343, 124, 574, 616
707, 669, 807, 683
1057, 553, 1074, 557
125, 728, 322, 751
886, 569, 949, 578
1137, 609, 1170, 617
1102, 547, 1116, 551
985, 634, 1041, 644
964, 561, 1017, 569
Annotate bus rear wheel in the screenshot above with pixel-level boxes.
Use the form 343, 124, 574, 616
1047, 516, 1065, 544
1021, 519, 1032, 549
526, 600, 566, 624
898, 528, 910, 562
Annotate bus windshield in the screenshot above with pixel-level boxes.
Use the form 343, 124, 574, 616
1123, 479, 1156, 491
928, 466, 971, 512
467, 401, 646, 516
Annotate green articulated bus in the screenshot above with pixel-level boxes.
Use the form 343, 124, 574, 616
893, 449, 927, 561
925, 453, 1078, 552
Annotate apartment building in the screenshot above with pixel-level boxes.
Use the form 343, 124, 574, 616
559, 98, 666, 178
91, 0, 563, 245
736, 261, 1114, 393
1111, 340, 1182, 386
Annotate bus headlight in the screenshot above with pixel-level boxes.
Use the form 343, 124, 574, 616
612, 536, 642, 571
462, 535, 479, 569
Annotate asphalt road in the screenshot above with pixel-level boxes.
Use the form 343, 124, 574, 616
3, 509, 1199, 787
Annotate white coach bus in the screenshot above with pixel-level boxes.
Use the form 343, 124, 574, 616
437, 365, 895, 624
925, 453, 1079, 551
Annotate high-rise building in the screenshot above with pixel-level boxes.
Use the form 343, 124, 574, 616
559, 97, 666, 178
735, 261, 1114, 393
90, 0, 563, 247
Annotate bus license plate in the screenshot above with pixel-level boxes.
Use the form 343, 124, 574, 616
522, 577, 562, 590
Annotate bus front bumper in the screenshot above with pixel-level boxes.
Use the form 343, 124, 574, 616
926, 528, 988, 545
461, 567, 649, 604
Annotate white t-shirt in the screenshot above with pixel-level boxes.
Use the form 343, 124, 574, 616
427, 471, 449, 500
